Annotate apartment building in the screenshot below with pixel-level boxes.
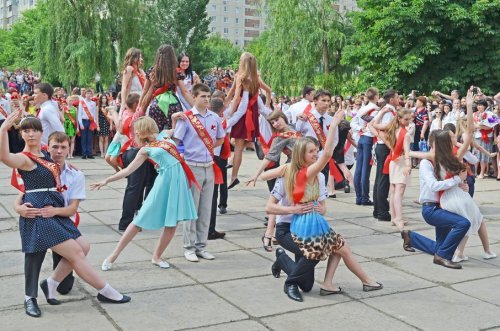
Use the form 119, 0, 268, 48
0, 0, 37, 29
207, 0, 267, 47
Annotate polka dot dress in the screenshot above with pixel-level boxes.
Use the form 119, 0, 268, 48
18, 151, 81, 253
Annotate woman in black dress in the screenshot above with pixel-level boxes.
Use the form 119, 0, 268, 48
0, 113, 130, 318
98, 93, 112, 157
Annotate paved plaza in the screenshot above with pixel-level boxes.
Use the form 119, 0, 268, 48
1, 151, 500, 330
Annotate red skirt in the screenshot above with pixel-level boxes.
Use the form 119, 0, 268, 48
230, 98, 259, 140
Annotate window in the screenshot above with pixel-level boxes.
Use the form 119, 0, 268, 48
212, 4, 216, 10
211, 27, 216, 32
235, 29, 239, 35
224, 6, 228, 12
236, 6, 240, 14
235, 18, 239, 24
223, 28, 229, 33
211, 16, 216, 22
224, 17, 228, 23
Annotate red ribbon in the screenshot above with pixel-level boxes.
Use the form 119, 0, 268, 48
292, 167, 308, 204
383, 127, 407, 175
220, 118, 231, 160
244, 93, 259, 141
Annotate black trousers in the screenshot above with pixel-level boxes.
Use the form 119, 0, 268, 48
210, 155, 228, 233
24, 252, 74, 298
373, 144, 391, 220
275, 223, 318, 292
119, 148, 157, 230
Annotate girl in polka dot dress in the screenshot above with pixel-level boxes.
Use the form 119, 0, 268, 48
0, 113, 131, 314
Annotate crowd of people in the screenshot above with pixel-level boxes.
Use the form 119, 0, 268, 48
1, 67, 40, 94
0, 45, 499, 317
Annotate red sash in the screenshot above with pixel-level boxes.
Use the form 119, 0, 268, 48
132, 66, 145, 88
304, 111, 343, 182
292, 167, 308, 204
146, 140, 201, 191
220, 118, 231, 160
80, 100, 98, 131
99, 107, 111, 126
153, 83, 174, 98
479, 129, 492, 143
383, 127, 407, 175
244, 93, 259, 141
185, 110, 223, 184
452, 146, 473, 176
0, 105, 7, 118
117, 116, 135, 168
11, 152, 67, 193
344, 140, 351, 154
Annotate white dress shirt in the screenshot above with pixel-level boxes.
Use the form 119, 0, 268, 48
284, 98, 311, 125
39, 100, 64, 146
350, 102, 379, 138
0, 98, 10, 120
295, 109, 339, 150
418, 159, 462, 204
60, 162, 86, 222
376, 104, 396, 144
77, 98, 97, 127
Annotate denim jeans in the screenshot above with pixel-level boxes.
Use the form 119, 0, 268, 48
354, 135, 374, 204
409, 205, 470, 260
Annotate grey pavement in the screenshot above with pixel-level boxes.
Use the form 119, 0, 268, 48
1, 151, 500, 330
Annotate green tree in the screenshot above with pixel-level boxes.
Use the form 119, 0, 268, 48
344, 0, 500, 94
141, 0, 210, 66
196, 34, 240, 74
248, 0, 352, 95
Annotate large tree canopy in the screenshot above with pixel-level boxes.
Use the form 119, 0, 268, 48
248, 0, 353, 95
343, 0, 500, 94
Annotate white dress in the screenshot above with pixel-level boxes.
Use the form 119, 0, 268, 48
439, 168, 482, 236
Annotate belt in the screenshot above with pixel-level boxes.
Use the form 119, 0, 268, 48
25, 187, 58, 193
422, 202, 439, 207
185, 161, 214, 168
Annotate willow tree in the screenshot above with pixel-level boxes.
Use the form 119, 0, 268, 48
35, 0, 141, 87
249, 0, 352, 95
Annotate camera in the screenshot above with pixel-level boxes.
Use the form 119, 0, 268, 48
472, 86, 478, 94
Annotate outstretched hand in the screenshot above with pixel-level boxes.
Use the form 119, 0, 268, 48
90, 181, 107, 190
332, 109, 345, 126
245, 176, 258, 187
0, 110, 22, 131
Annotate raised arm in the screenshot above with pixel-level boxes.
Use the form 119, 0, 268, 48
90, 148, 148, 190
0, 111, 32, 169
306, 109, 344, 179
120, 67, 133, 107
456, 88, 474, 159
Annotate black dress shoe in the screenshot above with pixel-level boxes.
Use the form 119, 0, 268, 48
218, 206, 227, 214
208, 231, 226, 240
227, 178, 240, 190
82, 155, 87, 159
361, 200, 374, 206
433, 254, 462, 269
40, 279, 61, 305
88, 155, 95, 159
401, 230, 415, 252
97, 293, 131, 303
24, 298, 41, 317
377, 218, 391, 222
283, 283, 303, 302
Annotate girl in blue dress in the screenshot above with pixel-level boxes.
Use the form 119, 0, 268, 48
91, 117, 197, 270
264, 109, 382, 294
0, 113, 130, 317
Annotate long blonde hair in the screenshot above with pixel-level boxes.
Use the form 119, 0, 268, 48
385, 108, 411, 149
122, 48, 142, 73
238, 52, 260, 95
455, 117, 467, 142
284, 137, 319, 199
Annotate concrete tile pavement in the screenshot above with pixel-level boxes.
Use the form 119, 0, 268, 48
0, 150, 499, 330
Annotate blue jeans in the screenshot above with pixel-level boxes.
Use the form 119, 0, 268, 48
354, 135, 373, 204
80, 119, 93, 156
409, 204, 470, 260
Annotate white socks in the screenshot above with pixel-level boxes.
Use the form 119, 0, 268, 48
99, 283, 123, 301
47, 277, 60, 299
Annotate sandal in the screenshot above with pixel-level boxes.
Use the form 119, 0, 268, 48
261, 235, 273, 252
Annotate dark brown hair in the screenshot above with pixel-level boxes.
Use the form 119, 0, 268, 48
192, 83, 211, 97
20, 116, 42, 132
431, 129, 466, 179
126, 92, 140, 108
153, 45, 178, 88
48, 131, 69, 144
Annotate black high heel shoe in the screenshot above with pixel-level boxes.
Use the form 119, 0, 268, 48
228, 178, 240, 189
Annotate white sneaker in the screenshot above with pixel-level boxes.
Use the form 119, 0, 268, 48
483, 252, 497, 260
452, 255, 468, 263
152, 260, 170, 269
196, 250, 215, 260
101, 259, 113, 271
184, 251, 199, 262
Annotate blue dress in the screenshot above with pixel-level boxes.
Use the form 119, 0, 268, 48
18, 151, 81, 253
290, 180, 344, 261
132, 132, 197, 229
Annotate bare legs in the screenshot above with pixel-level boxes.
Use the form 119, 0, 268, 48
263, 214, 276, 251
230, 139, 246, 183
322, 242, 379, 289
105, 155, 120, 172
454, 221, 495, 259
69, 136, 75, 158
152, 227, 176, 263
99, 136, 109, 158
390, 183, 407, 231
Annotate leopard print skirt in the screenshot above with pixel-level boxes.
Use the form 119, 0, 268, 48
290, 212, 345, 261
